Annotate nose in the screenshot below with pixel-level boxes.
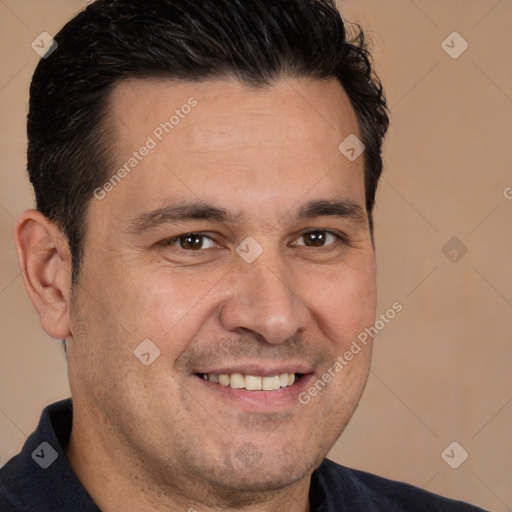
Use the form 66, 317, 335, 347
219, 253, 311, 344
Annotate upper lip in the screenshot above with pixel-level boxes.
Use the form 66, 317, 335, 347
195, 362, 314, 377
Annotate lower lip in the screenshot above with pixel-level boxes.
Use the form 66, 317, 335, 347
194, 374, 315, 412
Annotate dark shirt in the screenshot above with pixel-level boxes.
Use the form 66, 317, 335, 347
0, 399, 488, 511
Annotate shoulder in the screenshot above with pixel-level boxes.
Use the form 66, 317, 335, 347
311, 459, 489, 511
0, 493, 21, 512
0, 399, 91, 512
0, 444, 38, 511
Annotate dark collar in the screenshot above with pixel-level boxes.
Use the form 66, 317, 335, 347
0, 399, 100, 511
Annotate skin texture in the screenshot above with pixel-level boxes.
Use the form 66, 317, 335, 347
15, 77, 377, 511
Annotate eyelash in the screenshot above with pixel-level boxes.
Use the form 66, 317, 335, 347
160, 230, 348, 251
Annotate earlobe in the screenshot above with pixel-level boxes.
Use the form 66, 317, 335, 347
14, 209, 72, 339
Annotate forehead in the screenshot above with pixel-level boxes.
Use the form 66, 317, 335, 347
108, 76, 358, 125
98, 77, 365, 225
107, 76, 360, 159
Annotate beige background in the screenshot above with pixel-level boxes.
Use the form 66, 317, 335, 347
1, 1, 511, 510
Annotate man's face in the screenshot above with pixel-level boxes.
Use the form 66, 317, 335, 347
67, 77, 376, 498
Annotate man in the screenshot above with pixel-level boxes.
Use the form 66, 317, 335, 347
0, 0, 487, 510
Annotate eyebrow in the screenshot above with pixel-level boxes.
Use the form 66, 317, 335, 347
296, 199, 366, 224
126, 203, 241, 234
126, 198, 366, 235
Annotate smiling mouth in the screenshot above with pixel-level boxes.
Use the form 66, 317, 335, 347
196, 373, 304, 391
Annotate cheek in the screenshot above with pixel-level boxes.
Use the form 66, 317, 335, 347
307, 258, 377, 334
109, 268, 226, 354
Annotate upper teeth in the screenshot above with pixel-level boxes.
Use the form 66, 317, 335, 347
201, 373, 296, 391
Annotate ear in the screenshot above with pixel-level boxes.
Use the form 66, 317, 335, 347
14, 209, 72, 339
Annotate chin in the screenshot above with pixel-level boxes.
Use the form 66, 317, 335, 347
211, 442, 322, 494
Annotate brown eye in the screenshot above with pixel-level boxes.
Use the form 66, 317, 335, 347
304, 231, 327, 247
294, 230, 338, 247
179, 234, 204, 250
164, 233, 216, 251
